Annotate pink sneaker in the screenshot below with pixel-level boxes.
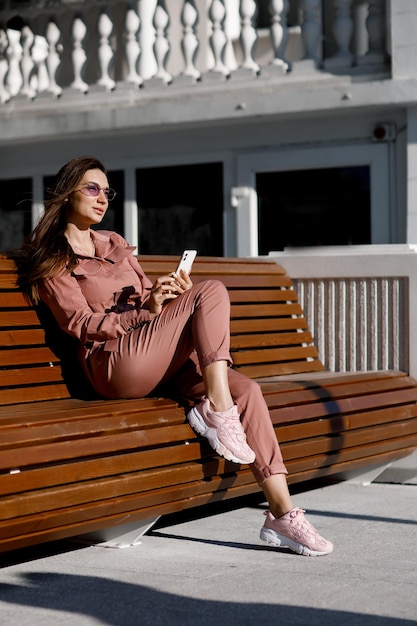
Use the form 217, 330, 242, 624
187, 396, 256, 465
260, 508, 333, 556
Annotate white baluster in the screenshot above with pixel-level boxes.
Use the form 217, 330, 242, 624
31, 34, 49, 93
5, 28, 23, 96
208, 0, 228, 76
152, 0, 171, 83
358, 0, 385, 66
97, 11, 116, 90
180, 0, 200, 80
0, 29, 10, 103
223, 0, 239, 71
70, 16, 88, 92
239, 0, 259, 72
326, 0, 353, 68
45, 20, 62, 96
137, 0, 157, 80
20, 25, 36, 98
269, 0, 289, 73
124, 7, 142, 85
299, 0, 321, 67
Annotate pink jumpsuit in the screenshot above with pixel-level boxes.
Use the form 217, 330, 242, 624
40, 230, 287, 485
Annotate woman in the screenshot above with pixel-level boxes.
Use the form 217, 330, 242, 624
18, 156, 333, 557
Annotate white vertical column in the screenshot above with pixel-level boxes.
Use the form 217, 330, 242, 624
32, 175, 45, 230
231, 186, 258, 257
406, 108, 417, 244
124, 167, 139, 251
391, 0, 417, 79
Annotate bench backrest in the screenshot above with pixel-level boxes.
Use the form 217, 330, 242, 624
0, 255, 324, 406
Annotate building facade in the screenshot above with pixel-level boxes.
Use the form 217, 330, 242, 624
0, 0, 416, 258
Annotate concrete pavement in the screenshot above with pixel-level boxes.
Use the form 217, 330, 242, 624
1, 454, 416, 626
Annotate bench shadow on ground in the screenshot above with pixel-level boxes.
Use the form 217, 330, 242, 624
0, 571, 415, 626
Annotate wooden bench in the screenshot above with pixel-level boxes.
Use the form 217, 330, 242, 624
1, 254, 417, 553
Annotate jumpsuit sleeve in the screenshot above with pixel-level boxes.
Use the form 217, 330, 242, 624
39, 269, 152, 345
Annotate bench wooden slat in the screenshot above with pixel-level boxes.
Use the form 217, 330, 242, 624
229, 288, 298, 303
0, 384, 70, 405
230, 303, 304, 317
0, 328, 46, 346
232, 331, 315, 349
0, 365, 63, 386
231, 318, 309, 333
0, 310, 41, 327
0, 346, 59, 367
232, 345, 320, 365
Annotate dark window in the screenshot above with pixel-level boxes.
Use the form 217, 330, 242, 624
136, 162, 223, 256
257, 166, 371, 254
0, 178, 32, 252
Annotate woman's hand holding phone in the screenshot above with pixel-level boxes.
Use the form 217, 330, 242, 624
170, 249, 196, 292
148, 250, 196, 316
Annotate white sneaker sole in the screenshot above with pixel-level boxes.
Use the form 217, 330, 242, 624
260, 527, 333, 557
187, 406, 254, 465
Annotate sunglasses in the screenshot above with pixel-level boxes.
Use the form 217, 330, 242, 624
76, 182, 117, 201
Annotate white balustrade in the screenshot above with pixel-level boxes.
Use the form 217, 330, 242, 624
20, 25, 36, 98
0, 0, 391, 103
209, 0, 229, 76
299, 0, 322, 66
238, 0, 259, 72
358, 0, 386, 66
137, 0, 158, 80
152, 1, 172, 83
269, 0, 290, 71
45, 20, 62, 96
0, 29, 10, 103
32, 34, 50, 93
5, 28, 23, 96
70, 16, 88, 92
124, 7, 142, 85
326, 0, 354, 68
180, 0, 200, 80
97, 11, 116, 90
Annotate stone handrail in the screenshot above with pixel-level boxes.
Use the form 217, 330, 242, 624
268, 245, 417, 380
0, 0, 390, 104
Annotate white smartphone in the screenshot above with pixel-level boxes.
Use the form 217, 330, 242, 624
174, 249, 197, 276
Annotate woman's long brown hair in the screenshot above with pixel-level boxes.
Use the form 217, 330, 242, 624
16, 155, 108, 304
